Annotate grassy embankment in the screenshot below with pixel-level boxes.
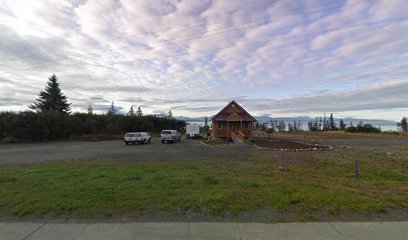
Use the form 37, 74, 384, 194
0, 147, 406, 220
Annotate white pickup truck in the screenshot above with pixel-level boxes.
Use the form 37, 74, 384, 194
124, 132, 151, 145
160, 130, 181, 143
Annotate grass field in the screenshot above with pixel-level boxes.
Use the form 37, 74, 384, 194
0, 140, 407, 221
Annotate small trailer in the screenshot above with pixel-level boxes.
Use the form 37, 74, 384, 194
186, 125, 200, 139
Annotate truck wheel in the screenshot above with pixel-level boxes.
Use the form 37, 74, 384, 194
161, 140, 164, 144
125, 141, 129, 145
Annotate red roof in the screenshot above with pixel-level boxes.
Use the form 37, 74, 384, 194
211, 100, 257, 121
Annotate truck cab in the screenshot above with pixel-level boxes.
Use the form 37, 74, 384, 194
160, 130, 181, 143
124, 132, 151, 145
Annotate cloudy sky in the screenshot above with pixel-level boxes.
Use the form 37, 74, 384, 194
0, 0, 407, 120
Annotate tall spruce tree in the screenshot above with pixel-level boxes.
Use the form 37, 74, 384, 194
87, 104, 93, 115
398, 117, 408, 132
107, 101, 117, 115
136, 106, 143, 116
339, 119, 346, 130
128, 106, 135, 116
329, 113, 336, 130
29, 74, 71, 114
167, 110, 173, 118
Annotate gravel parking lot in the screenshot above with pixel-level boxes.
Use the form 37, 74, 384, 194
0, 138, 258, 165
1, 135, 407, 165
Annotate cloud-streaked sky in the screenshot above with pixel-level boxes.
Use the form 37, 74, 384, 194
0, 0, 407, 120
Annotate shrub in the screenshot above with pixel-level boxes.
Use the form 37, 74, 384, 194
345, 122, 381, 133
0, 111, 186, 142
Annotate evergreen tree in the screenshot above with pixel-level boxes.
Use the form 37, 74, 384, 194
274, 120, 279, 131
167, 110, 173, 118
339, 119, 346, 130
255, 121, 260, 130
277, 120, 286, 132
87, 105, 93, 115
260, 122, 267, 131
398, 117, 408, 132
288, 122, 294, 132
128, 106, 135, 116
29, 74, 71, 114
136, 106, 143, 116
357, 121, 364, 128
329, 113, 336, 130
318, 117, 323, 131
107, 101, 117, 115
293, 120, 301, 131
307, 120, 314, 132
308, 118, 320, 132
322, 114, 330, 131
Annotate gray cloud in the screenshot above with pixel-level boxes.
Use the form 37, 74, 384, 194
240, 80, 408, 114
79, 85, 152, 93
171, 105, 221, 112
0, 97, 32, 106
0, 0, 407, 120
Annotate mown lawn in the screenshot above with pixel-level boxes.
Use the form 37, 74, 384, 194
0, 147, 407, 220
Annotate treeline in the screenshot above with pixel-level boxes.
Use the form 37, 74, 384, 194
254, 120, 302, 132
253, 113, 387, 133
0, 74, 186, 142
308, 113, 381, 133
0, 111, 186, 142
397, 117, 407, 132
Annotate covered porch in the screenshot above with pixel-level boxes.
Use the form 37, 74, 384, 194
210, 100, 257, 142
212, 112, 254, 142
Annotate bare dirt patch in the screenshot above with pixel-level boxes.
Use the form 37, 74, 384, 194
252, 138, 331, 151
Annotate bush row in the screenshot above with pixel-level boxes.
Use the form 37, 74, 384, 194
0, 111, 186, 142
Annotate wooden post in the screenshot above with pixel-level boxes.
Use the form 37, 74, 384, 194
240, 121, 243, 133
226, 121, 229, 138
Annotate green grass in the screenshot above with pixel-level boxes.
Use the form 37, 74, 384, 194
0, 148, 407, 219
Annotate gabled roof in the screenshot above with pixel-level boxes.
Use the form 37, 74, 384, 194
211, 100, 257, 122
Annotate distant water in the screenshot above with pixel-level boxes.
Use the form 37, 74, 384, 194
187, 121, 207, 126
187, 121, 398, 131
376, 124, 398, 131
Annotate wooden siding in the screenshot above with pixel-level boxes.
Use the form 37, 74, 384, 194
212, 121, 228, 138
211, 101, 256, 139
212, 120, 253, 138
226, 113, 243, 121
223, 104, 244, 114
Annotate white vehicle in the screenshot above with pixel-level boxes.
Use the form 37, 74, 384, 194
160, 130, 181, 143
186, 125, 200, 139
124, 132, 151, 145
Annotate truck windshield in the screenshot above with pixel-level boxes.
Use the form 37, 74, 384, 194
126, 133, 141, 137
161, 131, 172, 134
